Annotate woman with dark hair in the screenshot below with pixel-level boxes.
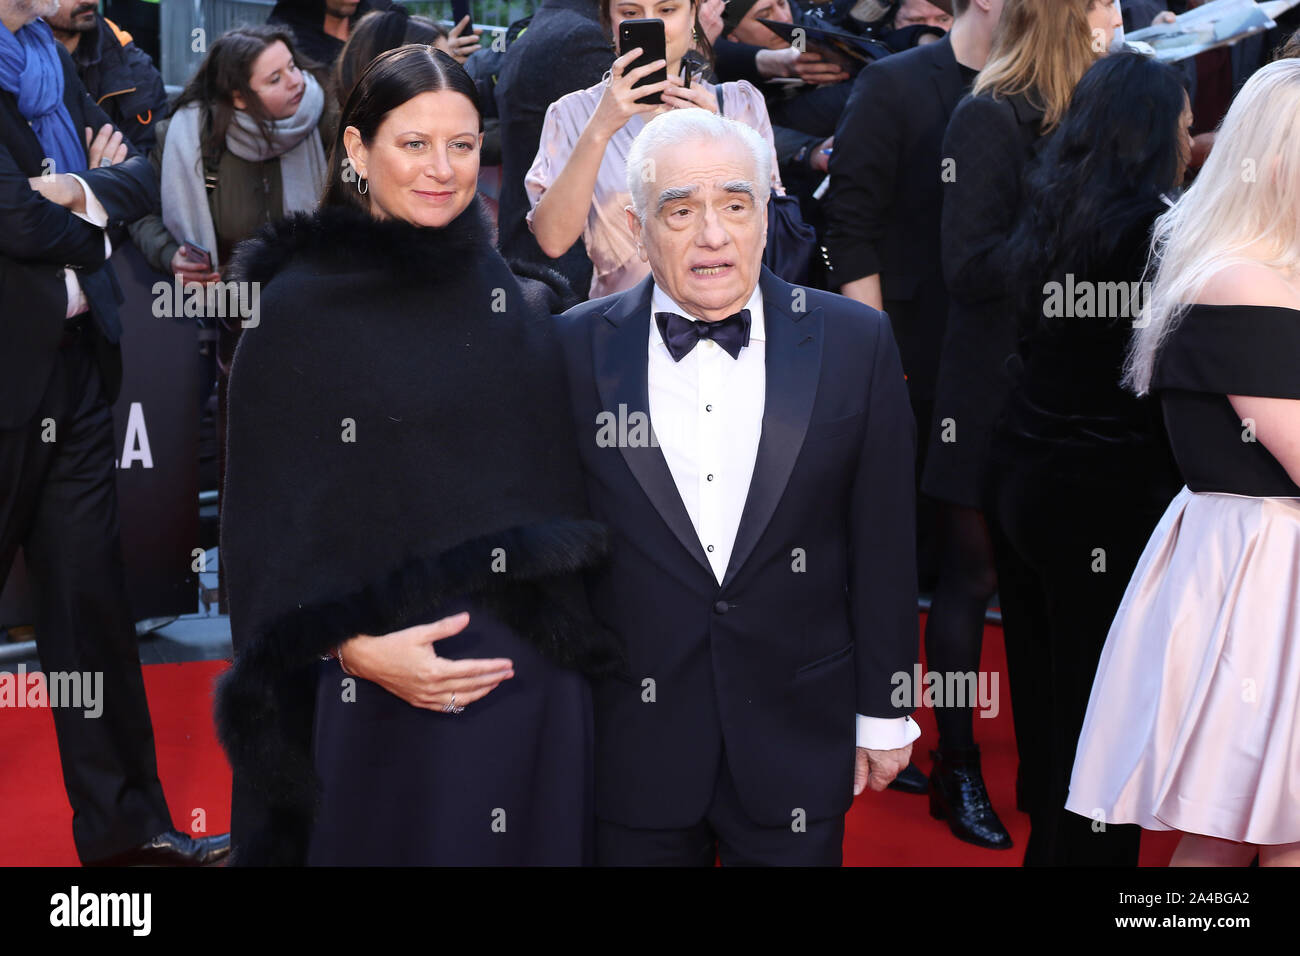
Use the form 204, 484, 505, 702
919, 0, 1120, 853
334, 8, 502, 164
127, 24, 337, 545
216, 46, 614, 865
990, 50, 1191, 866
333, 7, 449, 106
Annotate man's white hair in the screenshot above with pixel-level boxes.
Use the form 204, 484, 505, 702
625, 108, 772, 223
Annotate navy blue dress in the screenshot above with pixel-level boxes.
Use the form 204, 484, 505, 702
306, 596, 594, 866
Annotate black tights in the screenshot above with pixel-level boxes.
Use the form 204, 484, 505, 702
923, 502, 998, 750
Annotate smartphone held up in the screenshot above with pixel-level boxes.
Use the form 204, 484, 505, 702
618, 18, 668, 105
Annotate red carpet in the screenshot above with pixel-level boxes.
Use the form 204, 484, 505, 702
0, 619, 1180, 866
0, 660, 232, 867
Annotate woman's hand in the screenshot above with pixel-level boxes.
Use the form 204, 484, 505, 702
168, 248, 221, 288
660, 73, 720, 113
588, 47, 670, 141
337, 611, 515, 713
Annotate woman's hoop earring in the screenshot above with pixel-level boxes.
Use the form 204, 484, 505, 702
357, 176, 369, 195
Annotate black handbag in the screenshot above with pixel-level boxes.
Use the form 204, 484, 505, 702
714, 86, 817, 285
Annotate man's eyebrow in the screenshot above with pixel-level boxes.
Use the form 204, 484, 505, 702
722, 180, 756, 197
656, 185, 697, 212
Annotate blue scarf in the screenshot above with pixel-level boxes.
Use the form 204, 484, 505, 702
0, 17, 86, 175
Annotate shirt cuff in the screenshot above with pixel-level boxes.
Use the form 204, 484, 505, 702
856, 714, 921, 751
67, 174, 109, 227
67, 174, 112, 259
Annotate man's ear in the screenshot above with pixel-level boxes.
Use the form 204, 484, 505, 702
343, 125, 368, 180
626, 205, 648, 262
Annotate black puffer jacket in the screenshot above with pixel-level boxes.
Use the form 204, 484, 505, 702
70, 16, 168, 153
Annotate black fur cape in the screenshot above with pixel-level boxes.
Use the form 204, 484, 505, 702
215, 198, 613, 865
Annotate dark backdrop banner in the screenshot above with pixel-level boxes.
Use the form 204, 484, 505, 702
0, 242, 199, 629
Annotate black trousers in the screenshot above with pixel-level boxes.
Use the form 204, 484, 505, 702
595, 753, 845, 866
988, 450, 1171, 866
0, 327, 172, 862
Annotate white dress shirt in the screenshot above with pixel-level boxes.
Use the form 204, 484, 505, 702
647, 283, 920, 752
61, 174, 112, 318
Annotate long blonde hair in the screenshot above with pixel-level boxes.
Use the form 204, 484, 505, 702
1124, 58, 1300, 395
973, 0, 1100, 133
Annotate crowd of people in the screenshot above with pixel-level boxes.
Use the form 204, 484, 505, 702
1, 0, 1298, 867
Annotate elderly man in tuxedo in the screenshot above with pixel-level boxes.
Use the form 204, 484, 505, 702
0, 0, 227, 865
557, 108, 920, 866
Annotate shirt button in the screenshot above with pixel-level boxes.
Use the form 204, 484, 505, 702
706, 474, 714, 481
706, 545, 714, 553
714, 600, 730, 614
705, 404, 713, 412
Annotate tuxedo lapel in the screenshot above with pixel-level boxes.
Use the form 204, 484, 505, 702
721, 268, 823, 589
592, 275, 714, 577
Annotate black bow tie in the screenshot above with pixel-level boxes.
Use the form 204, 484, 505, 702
655, 309, 752, 362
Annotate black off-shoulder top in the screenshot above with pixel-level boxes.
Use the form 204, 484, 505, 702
1152, 304, 1300, 497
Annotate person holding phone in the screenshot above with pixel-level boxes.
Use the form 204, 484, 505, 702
526, 0, 784, 299
127, 26, 334, 580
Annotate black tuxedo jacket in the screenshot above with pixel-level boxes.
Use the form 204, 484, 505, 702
823, 36, 972, 401
557, 267, 920, 829
0, 44, 156, 429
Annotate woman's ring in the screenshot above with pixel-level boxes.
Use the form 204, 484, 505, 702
444, 694, 464, 714
99, 157, 113, 167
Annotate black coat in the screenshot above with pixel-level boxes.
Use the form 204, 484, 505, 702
922, 90, 1045, 509
556, 267, 920, 828
824, 35, 972, 402
0, 44, 157, 430
69, 15, 169, 153
216, 199, 613, 864
494, 0, 611, 296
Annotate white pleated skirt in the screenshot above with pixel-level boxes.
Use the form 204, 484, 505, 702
1066, 487, 1300, 845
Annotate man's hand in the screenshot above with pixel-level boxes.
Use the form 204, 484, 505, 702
699, 0, 725, 44
755, 46, 850, 85
86, 124, 127, 169
28, 173, 86, 215
792, 51, 850, 86
436, 15, 482, 63
855, 742, 912, 795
